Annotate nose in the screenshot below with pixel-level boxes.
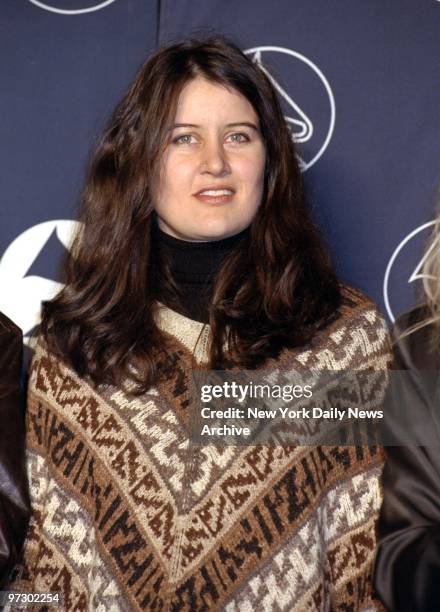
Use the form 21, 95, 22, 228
201, 138, 230, 176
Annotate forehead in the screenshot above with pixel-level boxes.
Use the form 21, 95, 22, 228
174, 77, 259, 123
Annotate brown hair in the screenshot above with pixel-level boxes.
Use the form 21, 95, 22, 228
40, 36, 341, 392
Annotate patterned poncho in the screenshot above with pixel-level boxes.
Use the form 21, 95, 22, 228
12, 286, 390, 610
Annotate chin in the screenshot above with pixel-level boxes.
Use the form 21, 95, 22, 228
194, 229, 238, 241
192, 220, 245, 241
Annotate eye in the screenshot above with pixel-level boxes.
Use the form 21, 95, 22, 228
172, 134, 196, 145
226, 132, 250, 144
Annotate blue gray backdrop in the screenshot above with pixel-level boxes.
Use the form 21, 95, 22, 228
1, 0, 439, 340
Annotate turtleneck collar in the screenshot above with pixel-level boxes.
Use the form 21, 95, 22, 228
150, 218, 249, 323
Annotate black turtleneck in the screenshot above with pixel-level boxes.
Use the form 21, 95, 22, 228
150, 219, 249, 324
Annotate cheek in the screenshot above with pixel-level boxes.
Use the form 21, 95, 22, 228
159, 156, 193, 200
238, 154, 266, 193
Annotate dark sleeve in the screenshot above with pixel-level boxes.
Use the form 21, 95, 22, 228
0, 315, 30, 587
374, 316, 440, 611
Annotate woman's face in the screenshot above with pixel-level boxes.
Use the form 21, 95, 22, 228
154, 76, 266, 241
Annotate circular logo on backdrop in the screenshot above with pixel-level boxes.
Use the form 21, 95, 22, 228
245, 46, 335, 171
0, 220, 80, 340
27, 0, 117, 15
383, 220, 437, 322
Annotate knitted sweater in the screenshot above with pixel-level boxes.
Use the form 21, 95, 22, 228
12, 285, 390, 611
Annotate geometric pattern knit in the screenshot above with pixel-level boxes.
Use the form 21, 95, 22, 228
11, 285, 391, 611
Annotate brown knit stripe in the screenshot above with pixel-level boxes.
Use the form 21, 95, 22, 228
327, 520, 377, 589
174, 446, 382, 577
168, 448, 381, 600
29, 350, 183, 530
221, 509, 326, 610
25, 398, 172, 609
222, 466, 382, 610
26, 396, 179, 568
15, 514, 89, 609
18, 451, 132, 610
31, 344, 199, 510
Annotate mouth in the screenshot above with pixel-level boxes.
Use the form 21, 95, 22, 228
193, 187, 235, 204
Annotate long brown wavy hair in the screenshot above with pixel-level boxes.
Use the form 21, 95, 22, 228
40, 36, 341, 392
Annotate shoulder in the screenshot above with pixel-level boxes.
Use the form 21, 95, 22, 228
276, 284, 391, 370
392, 304, 440, 370
28, 337, 85, 401
299, 284, 390, 369
0, 311, 22, 344
320, 283, 390, 357
337, 284, 386, 327
29, 337, 76, 379
0, 312, 22, 381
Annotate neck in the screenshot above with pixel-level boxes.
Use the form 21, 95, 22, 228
150, 220, 249, 323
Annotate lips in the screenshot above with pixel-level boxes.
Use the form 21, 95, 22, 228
193, 186, 236, 203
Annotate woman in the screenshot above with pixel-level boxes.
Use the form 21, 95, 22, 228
374, 209, 440, 610
13, 37, 390, 610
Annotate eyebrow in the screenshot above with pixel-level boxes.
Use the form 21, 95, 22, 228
171, 122, 260, 132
